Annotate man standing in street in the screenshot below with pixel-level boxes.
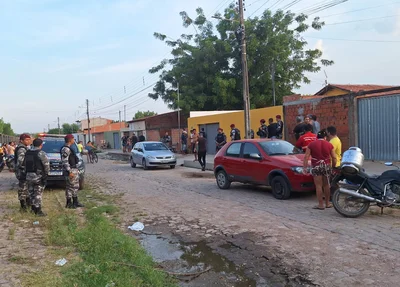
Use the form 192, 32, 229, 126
276, 115, 284, 139
230, 124, 241, 141
131, 133, 138, 148
267, 118, 277, 139
296, 124, 316, 152
14, 134, 32, 211
200, 128, 207, 139
162, 132, 171, 147
197, 133, 207, 171
25, 138, 49, 216
215, 128, 227, 152
293, 117, 306, 141
327, 126, 342, 167
181, 129, 188, 154
312, 115, 321, 134
257, 119, 268, 138
61, 134, 84, 209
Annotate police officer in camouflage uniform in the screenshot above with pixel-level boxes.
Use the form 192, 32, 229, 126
14, 134, 32, 211
61, 134, 84, 209
257, 119, 269, 138
25, 138, 49, 216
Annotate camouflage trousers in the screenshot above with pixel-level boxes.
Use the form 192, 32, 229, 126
27, 182, 45, 208
65, 169, 79, 199
18, 180, 32, 201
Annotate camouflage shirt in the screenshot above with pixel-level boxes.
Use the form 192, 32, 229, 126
15, 143, 28, 170
26, 148, 50, 182
61, 146, 73, 172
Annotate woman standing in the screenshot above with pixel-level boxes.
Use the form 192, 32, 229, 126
303, 130, 337, 210
190, 129, 198, 162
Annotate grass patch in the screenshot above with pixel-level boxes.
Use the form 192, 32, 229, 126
24, 188, 176, 287
8, 227, 16, 240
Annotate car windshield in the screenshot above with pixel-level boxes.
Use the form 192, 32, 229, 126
42, 140, 64, 153
42, 139, 79, 154
143, 143, 168, 151
259, 141, 300, 156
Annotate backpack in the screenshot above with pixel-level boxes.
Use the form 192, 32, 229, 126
234, 128, 241, 140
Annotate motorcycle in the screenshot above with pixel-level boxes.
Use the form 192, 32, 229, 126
0, 155, 5, 173
331, 147, 400, 218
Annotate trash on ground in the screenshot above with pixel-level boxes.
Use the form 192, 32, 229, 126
55, 258, 68, 266
128, 222, 144, 231
105, 282, 115, 287
33, 221, 39, 225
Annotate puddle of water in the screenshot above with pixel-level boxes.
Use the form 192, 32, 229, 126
140, 235, 257, 287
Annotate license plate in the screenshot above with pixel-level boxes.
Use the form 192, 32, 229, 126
49, 171, 63, 176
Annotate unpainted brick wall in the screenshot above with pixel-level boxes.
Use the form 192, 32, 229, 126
283, 94, 352, 151
146, 130, 160, 141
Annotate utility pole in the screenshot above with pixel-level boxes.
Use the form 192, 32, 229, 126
57, 117, 60, 134
119, 111, 122, 130
239, 0, 251, 139
177, 83, 181, 148
271, 61, 276, 106
124, 105, 126, 122
86, 99, 91, 142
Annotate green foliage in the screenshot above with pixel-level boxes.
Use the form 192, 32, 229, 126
48, 128, 61, 134
62, 123, 79, 134
0, 118, 15, 135
134, 110, 157, 119
149, 5, 333, 110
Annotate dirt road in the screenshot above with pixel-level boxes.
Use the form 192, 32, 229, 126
86, 158, 400, 287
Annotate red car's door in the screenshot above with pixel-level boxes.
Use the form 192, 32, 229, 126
222, 142, 243, 181
241, 142, 267, 183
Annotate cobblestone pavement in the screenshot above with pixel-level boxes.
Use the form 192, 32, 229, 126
87, 159, 400, 286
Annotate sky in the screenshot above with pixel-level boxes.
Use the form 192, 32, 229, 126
1, 0, 399, 133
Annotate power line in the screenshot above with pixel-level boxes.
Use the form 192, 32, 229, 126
320, 1, 400, 18
325, 14, 400, 26
249, 0, 271, 17
305, 36, 400, 43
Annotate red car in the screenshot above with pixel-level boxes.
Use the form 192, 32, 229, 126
213, 139, 315, 199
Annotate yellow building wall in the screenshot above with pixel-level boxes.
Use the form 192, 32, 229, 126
322, 88, 348, 97
188, 106, 284, 141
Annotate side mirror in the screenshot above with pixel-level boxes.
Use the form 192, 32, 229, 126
249, 153, 262, 160
384, 162, 393, 166
137, 148, 143, 153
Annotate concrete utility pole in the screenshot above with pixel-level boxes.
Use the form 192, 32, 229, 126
57, 117, 60, 134
239, 0, 251, 139
177, 82, 181, 148
124, 105, 126, 122
86, 99, 91, 142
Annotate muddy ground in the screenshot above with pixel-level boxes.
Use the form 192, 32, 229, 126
87, 157, 400, 286
1, 156, 400, 286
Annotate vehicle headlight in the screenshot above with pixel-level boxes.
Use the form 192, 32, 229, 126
291, 167, 310, 174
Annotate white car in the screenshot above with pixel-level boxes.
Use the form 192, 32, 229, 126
130, 141, 177, 170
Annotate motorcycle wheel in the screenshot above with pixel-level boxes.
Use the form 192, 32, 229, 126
332, 188, 370, 218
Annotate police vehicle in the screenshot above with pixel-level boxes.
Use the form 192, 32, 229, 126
37, 134, 85, 189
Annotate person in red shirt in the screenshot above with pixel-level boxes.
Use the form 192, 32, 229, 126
295, 124, 316, 152
303, 130, 337, 210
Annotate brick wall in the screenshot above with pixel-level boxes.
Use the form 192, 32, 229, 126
283, 94, 354, 151
145, 111, 188, 130
146, 130, 160, 141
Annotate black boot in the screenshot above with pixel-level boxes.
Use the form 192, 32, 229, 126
31, 205, 36, 214
73, 197, 84, 208
66, 198, 74, 209
20, 200, 27, 212
26, 197, 32, 207
35, 206, 47, 217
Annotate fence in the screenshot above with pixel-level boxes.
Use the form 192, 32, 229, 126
0, 134, 19, 144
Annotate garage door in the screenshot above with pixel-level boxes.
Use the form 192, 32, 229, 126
199, 123, 220, 154
358, 94, 400, 161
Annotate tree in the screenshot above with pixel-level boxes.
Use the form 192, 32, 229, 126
61, 123, 79, 134
133, 110, 157, 119
48, 128, 61, 134
148, 5, 333, 110
0, 118, 15, 135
